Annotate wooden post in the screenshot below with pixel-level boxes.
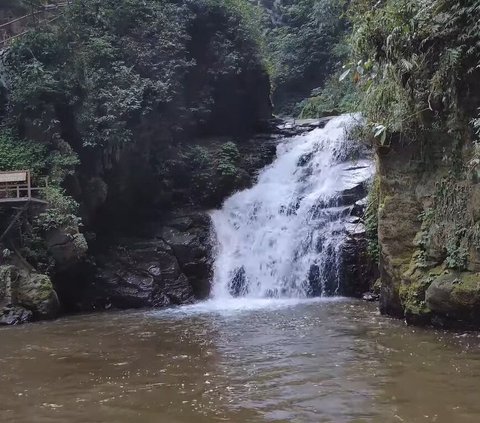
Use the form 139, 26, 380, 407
27, 171, 32, 200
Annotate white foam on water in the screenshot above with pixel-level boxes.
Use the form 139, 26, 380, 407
149, 296, 347, 318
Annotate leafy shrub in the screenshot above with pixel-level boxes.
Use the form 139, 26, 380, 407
35, 186, 82, 233
0, 129, 47, 176
262, 0, 349, 111
176, 141, 244, 206
298, 72, 360, 118
347, 0, 480, 145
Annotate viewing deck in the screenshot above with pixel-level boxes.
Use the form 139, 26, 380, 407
0, 170, 47, 205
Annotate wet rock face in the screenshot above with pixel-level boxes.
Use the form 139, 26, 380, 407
338, 215, 377, 297
302, 142, 377, 297
334, 160, 377, 296
75, 213, 212, 311
0, 265, 59, 325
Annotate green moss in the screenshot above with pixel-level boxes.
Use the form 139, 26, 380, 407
399, 277, 432, 317
450, 274, 480, 307
365, 175, 380, 262
28, 273, 55, 301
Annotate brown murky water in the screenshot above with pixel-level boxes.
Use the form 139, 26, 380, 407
1, 298, 480, 423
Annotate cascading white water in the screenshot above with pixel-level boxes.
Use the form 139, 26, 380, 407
210, 114, 373, 300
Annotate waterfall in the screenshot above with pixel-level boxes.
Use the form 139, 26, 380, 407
210, 114, 373, 300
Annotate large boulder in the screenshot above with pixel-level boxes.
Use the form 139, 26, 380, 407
425, 272, 480, 323
0, 265, 59, 325
46, 228, 88, 270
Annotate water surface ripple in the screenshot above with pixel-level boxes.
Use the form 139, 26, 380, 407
1, 299, 480, 422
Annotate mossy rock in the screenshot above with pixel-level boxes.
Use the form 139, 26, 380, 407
425, 272, 480, 322
399, 275, 433, 324
16, 272, 60, 319
0, 265, 59, 321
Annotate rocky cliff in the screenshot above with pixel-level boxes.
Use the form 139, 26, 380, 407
377, 132, 480, 328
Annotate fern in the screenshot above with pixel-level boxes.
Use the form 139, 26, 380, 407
348, 0, 480, 142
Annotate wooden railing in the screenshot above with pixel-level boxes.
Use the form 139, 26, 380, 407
0, 170, 47, 204
0, 2, 70, 48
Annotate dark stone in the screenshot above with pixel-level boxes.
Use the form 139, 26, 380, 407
229, 267, 247, 297
273, 117, 332, 137
351, 197, 368, 218
0, 305, 33, 326
297, 152, 314, 167
0, 306, 31, 325
72, 212, 213, 311
336, 183, 369, 207
307, 264, 322, 296
321, 244, 340, 296
45, 228, 88, 271
338, 221, 378, 297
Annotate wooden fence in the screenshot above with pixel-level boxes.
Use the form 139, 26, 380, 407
0, 2, 70, 48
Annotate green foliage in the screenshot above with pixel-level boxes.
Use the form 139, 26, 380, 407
20, 186, 82, 273
47, 139, 80, 184
3, 0, 267, 145
347, 0, 480, 144
445, 236, 468, 270
35, 186, 81, 232
0, 129, 47, 176
174, 141, 245, 206
208, 0, 266, 58
0, 129, 78, 186
3, 0, 192, 148
260, 0, 348, 111
298, 72, 360, 118
217, 141, 241, 178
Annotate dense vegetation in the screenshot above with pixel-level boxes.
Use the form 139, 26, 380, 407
0, 0, 271, 275
254, 0, 350, 113
348, 0, 480, 146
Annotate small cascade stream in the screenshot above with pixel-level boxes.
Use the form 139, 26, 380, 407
211, 114, 374, 299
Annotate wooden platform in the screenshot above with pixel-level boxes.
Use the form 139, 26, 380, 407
0, 170, 47, 205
